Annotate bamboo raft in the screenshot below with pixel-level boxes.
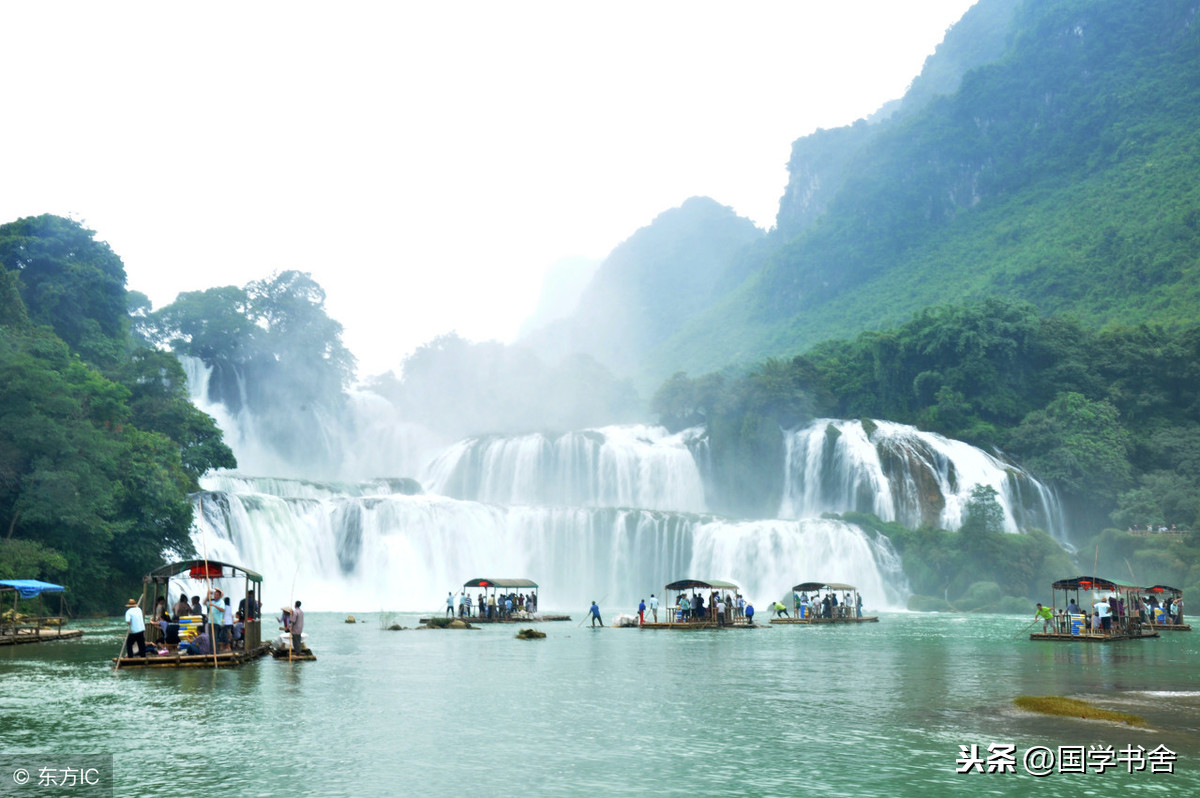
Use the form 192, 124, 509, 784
638, 620, 759, 630
417, 614, 570, 624
1030, 629, 1159, 642
1144, 622, 1189, 632
271, 647, 317, 661
113, 642, 271, 668
0, 627, 84, 645
770, 616, 879, 624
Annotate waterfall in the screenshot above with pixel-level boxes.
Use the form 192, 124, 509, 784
180, 358, 1064, 613
422, 425, 708, 512
779, 419, 1066, 539
192, 476, 905, 612
181, 356, 446, 481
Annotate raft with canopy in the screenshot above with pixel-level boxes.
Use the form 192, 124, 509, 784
1029, 576, 1158, 642
640, 578, 753, 629
771, 581, 878, 624
1143, 584, 1190, 631
113, 559, 272, 668
420, 578, 570, 623
0, 580, 82, 645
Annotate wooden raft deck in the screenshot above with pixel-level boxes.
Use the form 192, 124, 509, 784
1029, 630, 1160, 642
0, 628, 84, 646
113, 642, 271, 668
1145, 622, 1191, 632
271, 647, 317, 661
417, 614, 570, 624
638, 621, 760, 630
770, 616, 879, 625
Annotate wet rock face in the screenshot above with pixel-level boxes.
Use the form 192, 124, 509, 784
516, 628, 546, 639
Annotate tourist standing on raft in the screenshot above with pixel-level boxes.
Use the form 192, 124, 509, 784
124, 598, 147, 658
589, 601, 603, 627
291, 601, 305, 652
1034, 603, 1053, 633
649, 594, 659, 623
638, 599, 646, 625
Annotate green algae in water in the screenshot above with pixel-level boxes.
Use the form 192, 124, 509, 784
1014, 695, 1146, 726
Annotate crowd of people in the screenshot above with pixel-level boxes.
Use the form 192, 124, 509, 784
1034, 591, 1186, 636
668, 590, 750, 626
123, 587, 262, 658
779, 589, 863, 620
446, 590, 538, 621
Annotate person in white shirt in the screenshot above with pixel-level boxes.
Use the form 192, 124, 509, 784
649, 594, 659, 623
124, 598, 147, 658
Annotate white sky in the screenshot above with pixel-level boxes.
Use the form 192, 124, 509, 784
2, 1, 976, 377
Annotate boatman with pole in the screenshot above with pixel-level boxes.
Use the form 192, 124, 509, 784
1034, 603, 1054, 633
589, 601, 603, 627
124, 599, 147, 658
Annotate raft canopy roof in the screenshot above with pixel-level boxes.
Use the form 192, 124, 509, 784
792, 582, 857, 592
1050, 576, 1143, 592
462, 578, 538, 589
144, 560, 263, 585
664, 579, 740, 591
0, 580, 66, 599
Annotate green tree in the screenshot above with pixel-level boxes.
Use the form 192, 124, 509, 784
0, 215, 128, 365
1008, 391, 1133, 507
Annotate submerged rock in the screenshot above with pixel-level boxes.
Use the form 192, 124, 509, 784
516, 628, 546, 639
421, 617, 476, 630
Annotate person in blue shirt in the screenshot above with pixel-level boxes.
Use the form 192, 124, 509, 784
638, 599, 646, 625
589, 601, 603, 627
745, 602, 755, 626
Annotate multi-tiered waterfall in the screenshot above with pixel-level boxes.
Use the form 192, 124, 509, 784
779, 420, 1065, 537
185, 362, 1062, 612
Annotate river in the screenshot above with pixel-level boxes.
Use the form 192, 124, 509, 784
1, 612, 1195, 796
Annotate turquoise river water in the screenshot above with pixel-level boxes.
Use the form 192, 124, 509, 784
1, 612, 1196, 797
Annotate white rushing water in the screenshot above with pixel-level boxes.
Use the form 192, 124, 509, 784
779, 419, 1065, 539
181, 355, 1063, 613
192, 476, 905, 612
422, 424, 708, 512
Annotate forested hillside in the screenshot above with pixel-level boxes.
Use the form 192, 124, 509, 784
647, 0, 1200, 381
653, 298, 1200, 605
0, 216, 236, 612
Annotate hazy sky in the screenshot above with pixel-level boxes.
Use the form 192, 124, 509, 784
3, 1, 976, 377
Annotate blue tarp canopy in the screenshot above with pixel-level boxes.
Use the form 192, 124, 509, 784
0, 580, 66, 599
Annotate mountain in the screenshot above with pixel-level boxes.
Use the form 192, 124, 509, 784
636, 0, 1200, 381
519, 196, 763, 376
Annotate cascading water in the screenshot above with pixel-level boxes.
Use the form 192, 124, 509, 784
192, 475, 907, 612
779, 419, 1066, 540
422, 425, 708, 512
182, 356, 446, 481
182, 351, 1059, 612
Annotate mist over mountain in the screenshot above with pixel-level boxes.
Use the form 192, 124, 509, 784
518, 196, 763, 378
642, 0, 1200, 381
512, 0, 1199, 391
515, 255, 601, 340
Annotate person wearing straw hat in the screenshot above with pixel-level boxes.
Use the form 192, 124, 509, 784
124, 599, 147, 658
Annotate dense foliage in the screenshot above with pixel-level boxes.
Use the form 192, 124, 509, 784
0, 217, 235, 613
655, 298, 1200, 602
